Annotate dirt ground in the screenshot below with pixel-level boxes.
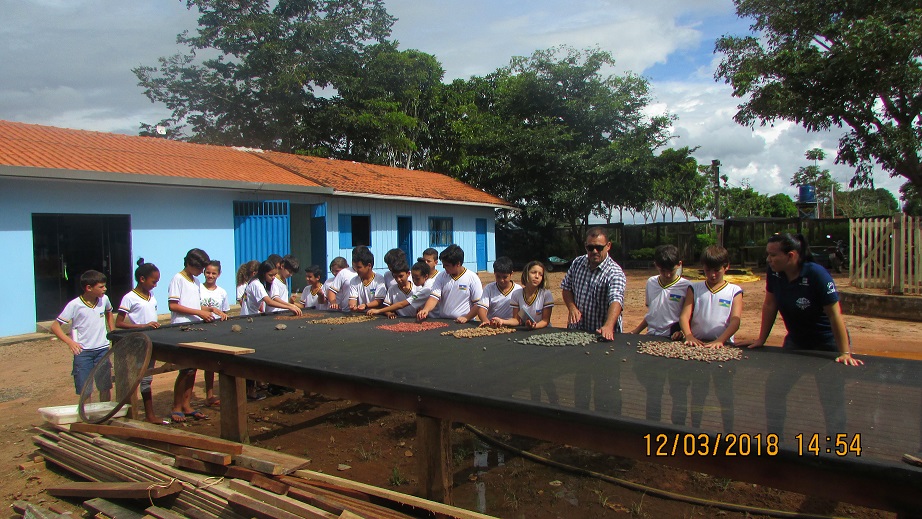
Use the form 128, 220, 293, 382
3, 269, 920, 518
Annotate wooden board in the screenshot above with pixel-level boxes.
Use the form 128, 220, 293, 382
48, 480, 182, 499
177, 342, 255, 355
228, 480, 337, 519
83, 498, 146, 519
70, 422, 243, 455
132, 438, 232, 465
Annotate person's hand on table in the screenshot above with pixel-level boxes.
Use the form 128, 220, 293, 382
567, 308, 582, 326
366, 308, 381, 316
702, 340, 725, 349
683, 335, 704, 347
145, 321, 161, 329
670, 330, 684, 341
596, 324, 615, 341
416, 309, 429, 321
197, 310, 215, 323
328, 301, 340, 311
836, 353, 864, 366
455, 316, 469, 324
736, 339, 764, 349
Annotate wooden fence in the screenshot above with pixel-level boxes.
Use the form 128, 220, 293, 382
850, 215, 922, 295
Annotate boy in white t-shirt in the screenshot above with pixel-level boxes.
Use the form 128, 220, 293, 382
298, 264, 326, 309
51, 270, 116, 403
630, 245, 690, 338
348, 246, 386, 312
417, 244, 483, 321
477, 256, 520, 324
368, 260, 433, 318
327, 256, 358, 312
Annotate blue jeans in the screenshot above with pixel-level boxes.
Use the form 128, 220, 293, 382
72, 347, 112, 395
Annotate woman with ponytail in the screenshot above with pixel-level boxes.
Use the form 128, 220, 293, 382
741, 233, 862, 366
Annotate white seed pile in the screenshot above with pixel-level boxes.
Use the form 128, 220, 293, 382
440, 327, 516, 339
515, 331, 601, 347
309, 315, 377, 325
636, 340, 742, 362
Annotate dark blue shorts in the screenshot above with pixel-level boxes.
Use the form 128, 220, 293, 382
72, 347, 112, 395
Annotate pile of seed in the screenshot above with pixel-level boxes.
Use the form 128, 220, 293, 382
377, 321, 449, 333
309, 315, 377, 325
636, 340, 742, 362
275, 313, 324, 320
515, 331, 601, 347
440, 327, 516, 339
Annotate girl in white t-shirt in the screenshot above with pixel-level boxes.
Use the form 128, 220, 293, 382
201, 260, 230, 408
235, 260, 259, 307
492, 260, 554, 329
242, 261, 303, 316
115, 260, 163, 423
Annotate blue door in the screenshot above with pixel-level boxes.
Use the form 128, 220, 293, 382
311, 204, 327, 277
234, 200, 290, 269
397, 216, 412, 260
475, 218, 487, 271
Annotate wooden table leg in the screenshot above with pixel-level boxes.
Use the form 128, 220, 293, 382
218, 373, 248, 444
416, 414, 452, 504
112, 344, 141, 420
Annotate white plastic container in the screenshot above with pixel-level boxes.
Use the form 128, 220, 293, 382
37, 402, 130, 425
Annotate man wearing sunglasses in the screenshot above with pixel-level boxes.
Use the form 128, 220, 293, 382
561, 226, 627, 413
561, 227, 626, 340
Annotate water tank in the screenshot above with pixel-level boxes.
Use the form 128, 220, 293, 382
798, 185, 817, 204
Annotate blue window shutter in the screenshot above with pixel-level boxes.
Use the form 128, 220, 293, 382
338, 214, 352, 248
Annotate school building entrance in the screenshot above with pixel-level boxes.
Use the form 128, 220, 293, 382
31, 214, 132, 321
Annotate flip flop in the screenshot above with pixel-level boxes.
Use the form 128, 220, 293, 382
186, 409, 209, 420
170, 411, 186, 423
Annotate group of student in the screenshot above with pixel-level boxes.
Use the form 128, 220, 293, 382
50, 226, 860, 425
52, 248, 230, 424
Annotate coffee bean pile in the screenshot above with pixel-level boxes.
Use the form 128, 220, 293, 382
636, 340, 742, 362
377, 321, 449, 333
440, 327, 516, 339
275, 313, 324, 320
515, 331, 601, 347
309, 315, 377, 325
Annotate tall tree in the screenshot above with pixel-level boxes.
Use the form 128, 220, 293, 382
835, 188, 899, 217
900, 181, 922, 215
133, 0, 395, 150
715, 0, 922, 192
332, 43, 444, 168
791, 148, 839, 217
430, 46, 672, 250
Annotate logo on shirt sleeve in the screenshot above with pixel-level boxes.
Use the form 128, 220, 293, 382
826, 281, 836, 294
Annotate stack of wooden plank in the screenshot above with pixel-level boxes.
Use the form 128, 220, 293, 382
28, 418, 496, 519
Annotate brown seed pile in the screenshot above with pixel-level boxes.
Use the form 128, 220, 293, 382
308, 315, 377, 326
377, 321, 450, 333
440, 327, 516, 339
275, 313, 324, 320
636, 340, 742, 362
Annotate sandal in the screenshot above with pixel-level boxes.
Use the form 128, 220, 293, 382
170, 411, 186, 423
186, 409, 209, 420
205, 397, 221, 407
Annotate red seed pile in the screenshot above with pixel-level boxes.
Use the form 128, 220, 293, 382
376, 321, 450, 333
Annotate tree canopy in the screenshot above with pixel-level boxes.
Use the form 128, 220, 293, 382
715, 0, 922, 193
134, 0, 395, 151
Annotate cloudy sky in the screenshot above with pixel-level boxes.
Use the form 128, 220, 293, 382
1, 0, 904, 205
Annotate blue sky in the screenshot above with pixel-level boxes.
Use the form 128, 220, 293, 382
0, 0, 904, 208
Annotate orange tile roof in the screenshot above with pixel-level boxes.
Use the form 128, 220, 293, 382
257, 151, 509, 207
0, 120, 510, 208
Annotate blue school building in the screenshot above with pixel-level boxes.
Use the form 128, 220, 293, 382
0, 120, 512, 336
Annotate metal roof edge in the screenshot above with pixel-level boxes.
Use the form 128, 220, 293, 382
0, 165, 334, 195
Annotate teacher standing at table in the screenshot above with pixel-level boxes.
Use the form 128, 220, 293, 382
739, 233, 862, 366
562, 226, 626, 413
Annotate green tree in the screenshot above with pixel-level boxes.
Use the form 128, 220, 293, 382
134, 0, 395, 150
429, 46, 672, 250
767, 193, 797, 218
720, 182, 771, 218
900, 181, 922, 215
649, 147, 707, 222
332, 43, 444, 168
715, 0, 922, 192
791, 148, 839, 217
835, 188, 899, 217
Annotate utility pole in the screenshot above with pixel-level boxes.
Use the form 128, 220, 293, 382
712, 159, 723, 247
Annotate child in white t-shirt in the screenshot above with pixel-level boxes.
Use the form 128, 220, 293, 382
298, 264, 326, 309
115, 261, 163, 423
477, 256, 520, 325
630, 245, 690, 338
348, 247, 386, 312
201, 260, 230, 408
368, 260, 432, 318
417, 245, 483, 322
493, 260, 553, 329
